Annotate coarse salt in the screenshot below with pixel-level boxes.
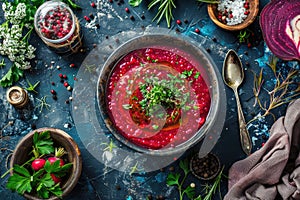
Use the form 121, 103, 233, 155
217, 0, 248, 25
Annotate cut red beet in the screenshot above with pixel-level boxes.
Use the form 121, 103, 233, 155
260, 0, 300, 61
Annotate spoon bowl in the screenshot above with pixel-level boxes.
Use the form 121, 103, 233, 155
222, 50, 252, 155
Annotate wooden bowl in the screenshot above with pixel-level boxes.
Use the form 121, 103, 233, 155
10, 128, 82, 200
207, 0, 259, 31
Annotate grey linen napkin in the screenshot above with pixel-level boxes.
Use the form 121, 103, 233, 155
224, 99, 300, 200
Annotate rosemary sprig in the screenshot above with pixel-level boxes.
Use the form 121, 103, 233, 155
148, 0, 176, 28
197, 0, 220, 4
249, 56, 300, 124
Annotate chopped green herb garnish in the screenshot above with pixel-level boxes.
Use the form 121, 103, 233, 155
122, 104, 132, 110
152, 124, 159, 130
194, 72, 200, 79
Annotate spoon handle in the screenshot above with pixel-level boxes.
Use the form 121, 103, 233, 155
233, 88, 252, 155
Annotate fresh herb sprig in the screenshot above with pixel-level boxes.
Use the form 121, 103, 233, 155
148, 0, 176, 28
167, 160, 195, 200
129, 0, 219, 27
167, 159, 225, 200
249, 55, 300, 124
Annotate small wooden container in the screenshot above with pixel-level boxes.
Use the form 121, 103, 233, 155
207, 0, 259, 31
6, 86, 29, 108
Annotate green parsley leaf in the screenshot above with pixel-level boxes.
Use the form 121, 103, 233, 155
184, 185, 196, 199
0, 65, 23, 87
6, 165, 33, 195
129, 0, 143, 7
32, 131, 54, 157
152, 124, 159, 130
179, 159, 189, 176
166, 173, 180, 186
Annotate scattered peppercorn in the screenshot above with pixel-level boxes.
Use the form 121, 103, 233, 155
147, 194, 153, 200
176, 19, 181, 25
91, 2, 96, 8
195, 28, 200, 33
184, 19, 188, 24
63, 82, 69, 87
67, 86, 72, 91
50, 89, 56, 95
141, 14, 145, 19
115, 185, 121, 190
95, 23, 100, 29
65, 99, 70, 104
89, 13, 94, 19
52, 95, 57, 100
130, 15, 135, 20
125, 7, 129, 13
51, 82, 55, 86
206, 48, 211, 53
212, 37, 217, 42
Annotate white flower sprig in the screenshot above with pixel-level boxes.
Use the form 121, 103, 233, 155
0, 2, 36, 70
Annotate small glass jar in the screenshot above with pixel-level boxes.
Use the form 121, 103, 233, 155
6, 86, 29, 109
34, 0, 83, 54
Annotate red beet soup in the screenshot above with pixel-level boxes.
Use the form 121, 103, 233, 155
106, 48, 211, 150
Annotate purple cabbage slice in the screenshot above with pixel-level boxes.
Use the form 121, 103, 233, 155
260, 0, 300, 61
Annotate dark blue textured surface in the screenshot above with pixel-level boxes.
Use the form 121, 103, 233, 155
1, 0, 298, 199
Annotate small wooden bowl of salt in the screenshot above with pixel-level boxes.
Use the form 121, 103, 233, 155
207, 0, 259, 31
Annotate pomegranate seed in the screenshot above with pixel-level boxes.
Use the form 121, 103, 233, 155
91, 2, 96, 7
229, 14, 233, 18
195, 28, 200, 33
176, 20, 181, 25
125, 7, 129, 13
63, 74, 67, 79
244, 11, 249, 15
69, 63, 75, 68
51, 82, 55, 85
244, 4, 249, 9
50, 89, 56, 95
59, 73, 63, 78
63, 82, 69, 87
247, 43, 252, 48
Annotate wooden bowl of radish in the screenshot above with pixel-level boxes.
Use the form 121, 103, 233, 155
8, 128, 82, 200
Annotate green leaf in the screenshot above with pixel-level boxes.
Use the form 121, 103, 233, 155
129, 0, 142, 7
184, 185, 195, 199
6, 173, 32, 195
166, 172, 180, 186
179, 160, 189, 176
48, 183, 63, 197
37, 173, 54, 190
13, 165, 31, 177
33, 131, 54, 155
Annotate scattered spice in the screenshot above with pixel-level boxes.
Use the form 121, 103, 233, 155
217, 0, 249, 25
176, 19, 181, 25
125, 7, 130, 12
91, 2, 96, 7
195, 28, 200, 33
190, 153, 220, 180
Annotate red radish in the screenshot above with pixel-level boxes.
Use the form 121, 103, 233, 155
48, 147, 66, 167
31, 158, 46, 171
50, 174, 61, 184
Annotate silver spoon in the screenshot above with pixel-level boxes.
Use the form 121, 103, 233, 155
222, 50, 252, 155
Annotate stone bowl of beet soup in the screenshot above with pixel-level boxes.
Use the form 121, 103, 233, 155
97, 33, 226, 156
9, 127, 82, 200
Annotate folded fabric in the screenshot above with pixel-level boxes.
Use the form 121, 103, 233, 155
224, 99, 300, 200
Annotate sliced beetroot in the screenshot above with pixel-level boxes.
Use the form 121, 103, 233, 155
260, 0, 300, 61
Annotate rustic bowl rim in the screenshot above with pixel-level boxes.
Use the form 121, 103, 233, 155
10, 127, 82, 200
207, 0, 260, 31
96, 33, 226, 156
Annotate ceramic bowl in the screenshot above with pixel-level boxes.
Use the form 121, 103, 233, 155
97, 33, 226, 156
10, 127, 82, 200
207, 0, 259, 31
